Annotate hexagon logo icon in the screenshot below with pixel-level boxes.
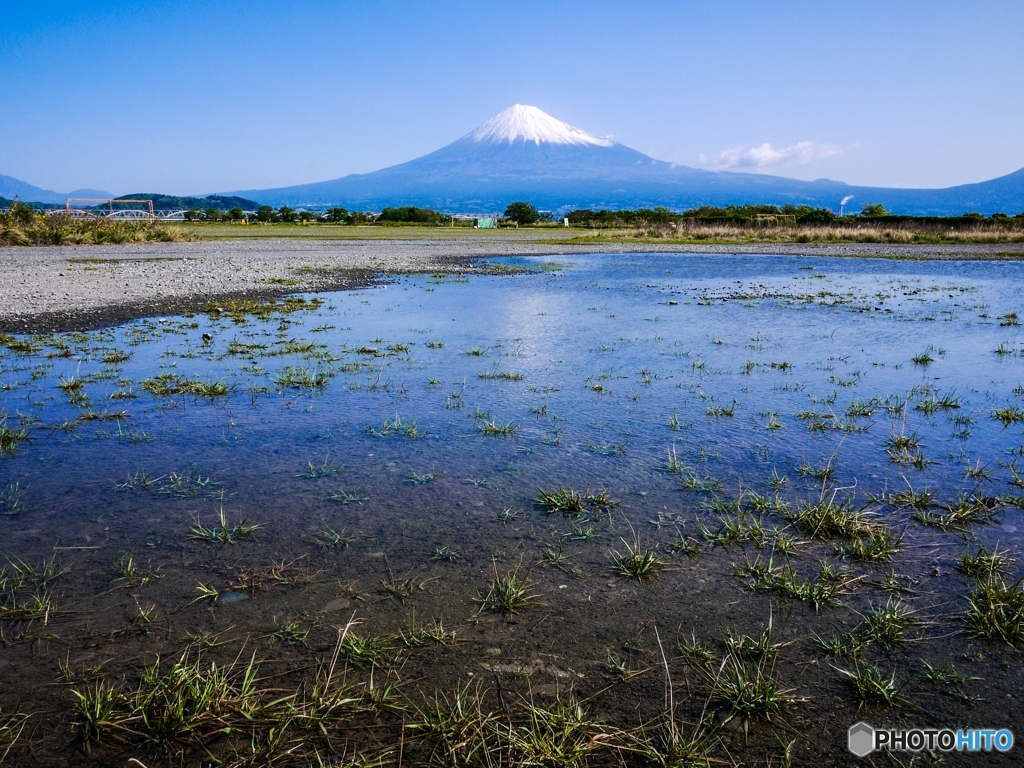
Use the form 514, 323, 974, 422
848, 722, 875, 757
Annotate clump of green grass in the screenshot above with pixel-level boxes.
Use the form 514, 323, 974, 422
187, 506, 260, 543
341, 631, 399, 668
798, 463, 836, 482
836, 663, 913, 708
139, 373, 230, 398
535, 487, 617, 518
915, 494, 1000, 530
0, 588, 59, 621
294, 458, 343, 478
992, 405, 1024, 426
911, 347, 936, 366
888, 486, 935, 511
156, 470, 219, 498
478, 419, 519, 436
69, 681, 127, 750
207, 296, 322, 322
627, 715, 714, 768
274, 366, 331, 389
478, 370, 524, 381
736, 556, 854, 610
0, 414, 31, 456
367, 413, 424, 438
316, 527, 356, 548
678, 635, 715, 669
921, 660, 974, 688
725, 617, 788, 662
856, 597, 919, 647
506, 697, 608, 766
705, 646, 803, 731
965, 573, 1024, 646
479, 564, 543, 615
113, 553, 159, 587
785, 496, 892, 550
956, 544, 1013, 579
1, 553, 71, 591
270, 618, 310, 647
408, 683, 498, 767
431, 546, 459, 562
400, 619, 457, 648
609, 538, 664, 582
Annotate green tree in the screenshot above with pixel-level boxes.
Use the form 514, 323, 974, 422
184, 208, 202, 222
256, 205, 275, 223
377, 206, 444, 223
227, 207, 244, 221
277, 206, 297, 223
325, 207, 349, 223
503, 201, 540, 225
8, 202, 39, 228
860, 202, 889, 217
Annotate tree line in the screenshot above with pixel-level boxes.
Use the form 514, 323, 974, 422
565, 203, 1024, 227
183, 202, 552, 225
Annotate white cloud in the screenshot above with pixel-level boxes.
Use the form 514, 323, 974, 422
702, 141, 844, 171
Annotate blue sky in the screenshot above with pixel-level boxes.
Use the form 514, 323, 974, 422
2, 0, 1022, 196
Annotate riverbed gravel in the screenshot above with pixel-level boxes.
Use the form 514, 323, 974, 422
2, 237, 1021, 332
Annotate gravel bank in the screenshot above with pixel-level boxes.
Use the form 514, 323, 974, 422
2, 238, 1022, 333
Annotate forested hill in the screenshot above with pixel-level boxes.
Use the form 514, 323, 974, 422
114, 194, 260, 210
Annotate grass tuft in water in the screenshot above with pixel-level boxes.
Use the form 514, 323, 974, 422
317, 527, 357, 549
341, 632, 399, 669
856, 597, 919, 647
535, 486, 617, 518
367, 413, 424, 438
609, 538, 665, 582
836, 663, 913, 709
965, 573, 1024, 646
479, 564, 543, 615
477, 419, 519, 436
706, 646, 803, 730
956, 544, 1013, 579
187, 506, 260, 544
736, 556, 854, 610
914, 494, 1000, 531
0, 413, 31, 456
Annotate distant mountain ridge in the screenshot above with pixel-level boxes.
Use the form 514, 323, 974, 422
113, 194, 260, 211
224, 105, 1024, 215
0, 173, 112, 205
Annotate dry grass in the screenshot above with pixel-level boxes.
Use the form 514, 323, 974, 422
0, 208, 195, 246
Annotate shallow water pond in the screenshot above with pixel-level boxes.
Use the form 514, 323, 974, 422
2, 253, 1024, 766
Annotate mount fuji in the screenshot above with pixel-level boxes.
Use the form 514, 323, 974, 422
227, 105, 1024, 215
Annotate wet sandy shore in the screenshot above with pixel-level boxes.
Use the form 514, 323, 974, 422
2, 237, 1021, 332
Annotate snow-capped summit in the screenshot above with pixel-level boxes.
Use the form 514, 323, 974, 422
467, 104, 614, 147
